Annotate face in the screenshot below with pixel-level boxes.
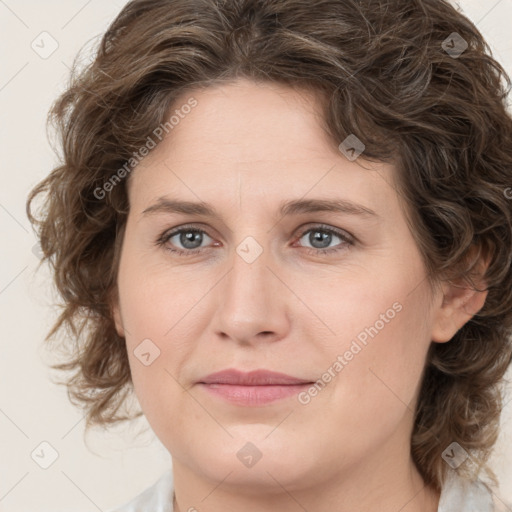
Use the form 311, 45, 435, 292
112, 78, 443, 493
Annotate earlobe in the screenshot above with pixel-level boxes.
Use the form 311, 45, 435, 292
111, 297, 125, 338
431, 280, 488, 343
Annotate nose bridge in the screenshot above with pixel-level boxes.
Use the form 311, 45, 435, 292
213, 235, 288, 342
226, 239, 272, 317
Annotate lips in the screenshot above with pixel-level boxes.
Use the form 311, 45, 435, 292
197, 369, 314, 406
199, 369, 312, 386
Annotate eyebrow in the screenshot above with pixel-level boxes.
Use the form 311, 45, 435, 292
141, 197, 378, 220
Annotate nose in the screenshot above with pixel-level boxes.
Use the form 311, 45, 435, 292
211, 240, 291, 346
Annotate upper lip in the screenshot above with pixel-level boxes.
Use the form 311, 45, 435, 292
199, 369, 313, 386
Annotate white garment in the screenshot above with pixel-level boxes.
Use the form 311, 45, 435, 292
108, 467, 496, 512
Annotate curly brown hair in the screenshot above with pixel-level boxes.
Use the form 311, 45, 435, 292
26, 0, 512, 493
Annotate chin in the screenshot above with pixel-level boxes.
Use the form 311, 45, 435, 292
196, 454, 313, 496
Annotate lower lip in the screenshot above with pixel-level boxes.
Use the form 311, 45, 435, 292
199, 383, 312, 406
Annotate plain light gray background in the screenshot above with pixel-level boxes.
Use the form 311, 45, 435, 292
1, 1, 511, 511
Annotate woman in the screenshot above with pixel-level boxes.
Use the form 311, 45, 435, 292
26, 0, 512, 510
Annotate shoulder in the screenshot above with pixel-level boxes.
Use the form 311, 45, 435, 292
105, 469, 174, 512
438, 470, 495, 512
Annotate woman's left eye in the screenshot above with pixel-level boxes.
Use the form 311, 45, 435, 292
295, 225, 353, 254
155, 224, 353, 256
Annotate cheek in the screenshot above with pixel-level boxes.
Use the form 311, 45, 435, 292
298, 257, 433, 412
117, 255, 221, 430
292, 296, 432, 464
332, 285, 432, 424
118, 245, 207, 342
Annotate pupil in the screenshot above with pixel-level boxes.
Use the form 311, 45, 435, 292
181, 231, 202, 249
311, 231, 330, 249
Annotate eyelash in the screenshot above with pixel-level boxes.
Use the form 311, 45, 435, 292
155, 223, 355, 257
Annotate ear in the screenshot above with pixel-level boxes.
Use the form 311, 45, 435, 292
110, 290, 125, 338
431, 247, 490, 343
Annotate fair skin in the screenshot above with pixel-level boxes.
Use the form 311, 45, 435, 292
112, 78, 487, 512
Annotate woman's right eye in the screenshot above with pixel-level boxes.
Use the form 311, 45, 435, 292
156, 226, 215, 256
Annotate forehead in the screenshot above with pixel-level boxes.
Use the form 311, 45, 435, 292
164, 79, 334, 161
128, 79, 401, 220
